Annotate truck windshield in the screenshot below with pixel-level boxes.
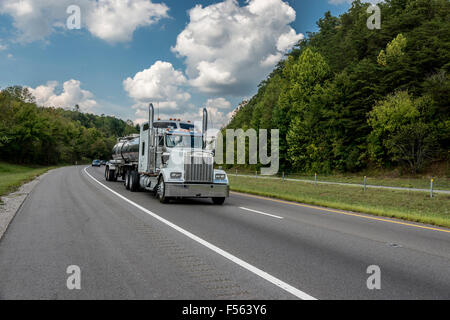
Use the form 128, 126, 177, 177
166, 134, 202, 149
179, 123, 195, 130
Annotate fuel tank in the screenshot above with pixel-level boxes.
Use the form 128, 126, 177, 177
112, 136, 139, 163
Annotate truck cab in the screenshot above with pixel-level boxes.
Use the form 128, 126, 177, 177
138, 116, 229, 204
106, 105, 229, 205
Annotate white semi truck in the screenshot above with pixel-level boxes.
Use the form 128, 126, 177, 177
104, 104, 229, 204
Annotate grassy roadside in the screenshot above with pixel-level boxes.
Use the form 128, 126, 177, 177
227, 171, 450, 190
0, 162, 59, 200
229, 176, 450, 228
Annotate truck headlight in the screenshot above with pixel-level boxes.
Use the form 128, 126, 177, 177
170, 172, 182, 179
215, 173, 226, 180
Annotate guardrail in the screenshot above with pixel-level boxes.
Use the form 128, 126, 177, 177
226, 172, 450, 195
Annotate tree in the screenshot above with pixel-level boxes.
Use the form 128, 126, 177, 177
283, 48, 332, 172
0, 86, 137, 165
368, 91, 437, 172
224, 0, 450, 173
377, 33, 407, 66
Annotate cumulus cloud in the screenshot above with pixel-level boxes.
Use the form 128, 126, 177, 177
172, 0, 303, 96
124, 63, 235, 129
86, 0, 169, 43
123, 60, 195, 126
205, 97, 231, 110
0, 0, 169, 43
123, 61, 190, 109
133, 100, 232, 130
28, 79, 97, 112
205, 106, 233, 130
203, 97, 233, 129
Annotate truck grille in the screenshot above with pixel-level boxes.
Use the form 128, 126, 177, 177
184, 153, 213, 183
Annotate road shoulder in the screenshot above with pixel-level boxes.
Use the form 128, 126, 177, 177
0, 170, 52, 240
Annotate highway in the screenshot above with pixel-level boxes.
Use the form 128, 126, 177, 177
0, 166, 449, 299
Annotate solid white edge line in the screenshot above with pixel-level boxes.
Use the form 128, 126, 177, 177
239, 207, 284, 219
83, 167, 317, 300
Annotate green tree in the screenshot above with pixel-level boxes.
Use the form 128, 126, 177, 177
283, 48, 332, 172
368, 91, 437, 172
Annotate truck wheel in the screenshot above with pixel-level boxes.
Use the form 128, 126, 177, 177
158, 177, 169, 203
110, 170, 117, 182
105, 167, 110, 181
212, 197, 225, 205
125, 171, 130, 190
130, 171, 140, 192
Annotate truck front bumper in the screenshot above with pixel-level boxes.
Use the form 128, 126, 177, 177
165, 183, 229, 198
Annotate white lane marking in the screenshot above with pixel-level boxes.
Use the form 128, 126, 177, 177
239, 207, 283, 219
83, 167, 316, 300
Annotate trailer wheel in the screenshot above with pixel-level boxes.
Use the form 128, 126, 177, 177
212, 197, 225, 205
105, 167, 110, 181
130, 171, 140, 192
125, 170, 131, 190
157, 177, 169, 203
110, 170, 117, 182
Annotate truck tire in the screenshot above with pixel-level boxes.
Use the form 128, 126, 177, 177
110, 170, 117, 182
212, 197, 226, 205
125, 171, 131, 190
130, 171, 140, 192
105, 167, 116, 181
157, 177, 170, 203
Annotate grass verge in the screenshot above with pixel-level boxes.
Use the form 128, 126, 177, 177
0, 162, 59, 200
227, 171, 450, 190
229, 176, 450, 228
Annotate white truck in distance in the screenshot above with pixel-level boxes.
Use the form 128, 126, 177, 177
104, 104, 229, 204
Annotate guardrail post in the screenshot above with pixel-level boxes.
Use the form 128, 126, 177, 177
282, 172, 285, 181
364, 176, 367, 192
315, 173, 317, 185
430, 179, 434, 198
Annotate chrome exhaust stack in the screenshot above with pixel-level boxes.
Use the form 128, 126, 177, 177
202, 107, 208, 149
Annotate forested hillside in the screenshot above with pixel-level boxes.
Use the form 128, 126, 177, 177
227, 0, 449, 174
0, 86, 138, 165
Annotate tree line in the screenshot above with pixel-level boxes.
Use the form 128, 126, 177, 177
0, 86, 138, 165
226, 0, 449, 174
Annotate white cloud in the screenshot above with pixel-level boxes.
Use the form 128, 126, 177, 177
124, 60, 194, 125
28, 79, 97, 112
132, 100, 232, 130
205, 107, 233, 130
0, 0, 169, 43
86, 0, 169, 43
172, 0, 303, 95
205, 97, 231, 110
133, 118, 148, 125
0, 42, 8, 51
123, 61, 190, 109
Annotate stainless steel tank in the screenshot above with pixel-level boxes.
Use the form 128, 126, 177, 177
112, 136, 139, 163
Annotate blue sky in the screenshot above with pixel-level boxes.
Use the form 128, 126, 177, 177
0, 0, 353, 127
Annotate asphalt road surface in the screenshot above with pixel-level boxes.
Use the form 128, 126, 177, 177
0, 166, 449, 300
